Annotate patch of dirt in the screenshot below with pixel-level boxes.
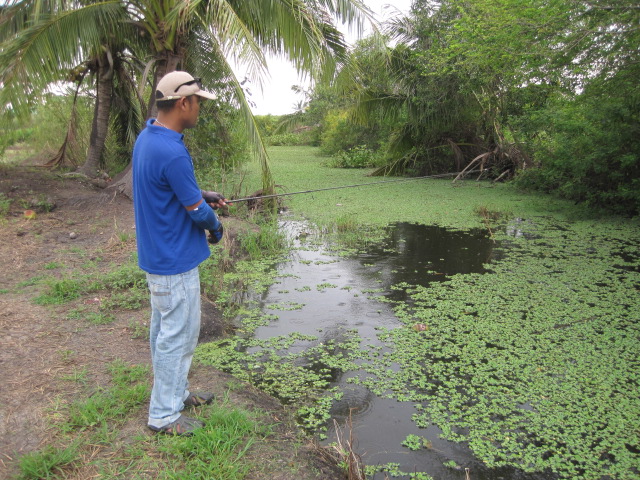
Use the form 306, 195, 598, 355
0, 166, 342, 479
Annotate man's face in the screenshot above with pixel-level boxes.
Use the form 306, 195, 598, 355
182, 95, 202, 129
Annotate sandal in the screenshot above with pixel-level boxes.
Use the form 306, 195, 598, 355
148, 415, 204, 436
183, 391, 215, 407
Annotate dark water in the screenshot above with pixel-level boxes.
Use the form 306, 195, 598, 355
252, 221, 553, 480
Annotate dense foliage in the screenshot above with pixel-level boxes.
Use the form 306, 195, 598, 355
299, 0, 640, 215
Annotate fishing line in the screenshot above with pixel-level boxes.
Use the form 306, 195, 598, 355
229, 169, 482, 204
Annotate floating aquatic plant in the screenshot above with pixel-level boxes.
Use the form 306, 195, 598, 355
352, 217, 640, 479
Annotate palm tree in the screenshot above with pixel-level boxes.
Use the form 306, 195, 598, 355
0, 0, 144, 176
109, 0, 376, 198
1, 0, 375, 197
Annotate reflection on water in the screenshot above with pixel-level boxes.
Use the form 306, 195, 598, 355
251, 221, 552, 480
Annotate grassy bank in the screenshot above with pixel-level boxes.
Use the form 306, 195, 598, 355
0, 165, 344, 480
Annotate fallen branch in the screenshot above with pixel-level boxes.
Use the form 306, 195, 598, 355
453, 151, 492, 183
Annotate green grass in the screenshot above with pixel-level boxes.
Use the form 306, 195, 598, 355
236, 146, 598, 231
238, 221, 288, 260
64, 360, 150, 431
0, 192, 11, 217
44, 261, 64, 270
32, 254, 147, 310
18, 357, 269, 480
17, 443, 80, 480
34, 277, 83, 305
157, 401, 264, 480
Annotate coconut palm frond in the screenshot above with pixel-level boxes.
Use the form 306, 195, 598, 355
200, 0, 269, 90
111, 59, 145, 148
332, 32, 389, 95
383, 11, 417, 45
351, 90, 406, 126
214, 0, 354, 84
312, 0, 376, 37
201, 28, 274, 198
0, 0, 68, 41
274, 111, 307, 135
0, 1, 128, 118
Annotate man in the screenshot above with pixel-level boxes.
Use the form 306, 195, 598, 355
132, 71, 227, 436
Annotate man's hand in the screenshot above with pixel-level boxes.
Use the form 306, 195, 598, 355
208, 224, 224, 244
202, 190, 227, 209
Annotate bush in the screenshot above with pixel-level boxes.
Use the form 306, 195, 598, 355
513, 83, 640, 215
320, 111, 369, 156
0, 126, 34, 157
265, 132, 306, 146
29, 95, 92, 164
187, 105, 250, 185
323, 145, 382, 169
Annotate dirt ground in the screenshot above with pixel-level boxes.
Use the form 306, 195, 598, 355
0, 164, 343, 479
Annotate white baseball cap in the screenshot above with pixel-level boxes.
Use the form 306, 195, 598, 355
155, 71, 217, 101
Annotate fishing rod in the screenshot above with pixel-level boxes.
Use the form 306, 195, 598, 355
228, 169, 482, 204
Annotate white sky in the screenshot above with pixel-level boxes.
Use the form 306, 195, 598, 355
242, 0, 412, 115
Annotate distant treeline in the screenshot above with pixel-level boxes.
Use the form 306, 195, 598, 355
264, 0, 640, 216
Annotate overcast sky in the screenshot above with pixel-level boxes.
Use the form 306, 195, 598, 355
242, 0, 412, 115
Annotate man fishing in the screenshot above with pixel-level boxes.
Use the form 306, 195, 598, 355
132, 71, 227, 436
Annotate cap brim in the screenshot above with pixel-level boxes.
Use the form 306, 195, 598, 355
195, 90, 217, 100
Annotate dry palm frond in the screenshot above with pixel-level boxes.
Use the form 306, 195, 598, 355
42, 77, 85, 169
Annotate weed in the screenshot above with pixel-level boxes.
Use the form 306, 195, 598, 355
58, 349, 75, 363
323, 145, 381, 169
0, 192, 11, 217
32, 194, 55, 212
65, 246, 86, 256
329, 415, 366, 480
239, 222, 287, 260
443, 460, 460, 470
16, 275, 47, 288
34, 277, 83, 305
107, 359, 149, 386
128, 319, 149, 339
157, 401, 261, 480
100, 258, 146, 290
225, 379, 245, 392
118, 231, 132, 243
44, 261, 64, 270
85, 311, 117, 325
266, 301, 305, 311
61, 367, 88, 384
101, 286, 146, 311
17, 443, 79, 480
410, 473, 434, 480
402, 434, 427, 451
65, 360, 149, 430
335, 215, 358, 233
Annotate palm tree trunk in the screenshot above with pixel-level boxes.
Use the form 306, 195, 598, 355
146, 52, 183, 119
80, 51, 113, 177
109, 51, 184, 199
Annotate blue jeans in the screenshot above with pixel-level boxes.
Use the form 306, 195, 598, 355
145, 267, 201, 428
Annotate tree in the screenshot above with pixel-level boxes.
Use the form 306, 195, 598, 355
0, 0, 144, 176
1, 0, 375, 198
336, 0, 640, 211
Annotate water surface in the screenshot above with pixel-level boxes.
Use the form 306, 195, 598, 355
251, 221, 552, 479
